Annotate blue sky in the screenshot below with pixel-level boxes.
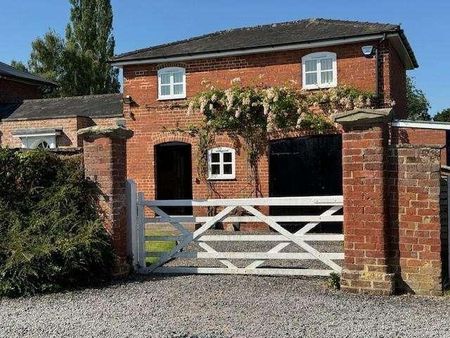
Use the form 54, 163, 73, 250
1, 0, 449, 114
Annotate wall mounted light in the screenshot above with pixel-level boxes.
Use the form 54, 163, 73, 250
361, 45, 375, 57
123, 95, 134, 104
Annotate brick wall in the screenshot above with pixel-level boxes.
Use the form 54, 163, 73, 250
82, 133, 130, 274
123, 40, 406, 204
336, 108, 445, 295
124, 41, 387, 107
386, 45, 407, 118
340, 123, 395, 295
392, 127, 447, 164
440, 175, 448, 283
0, 78, 42, 103
388, 145, 442, 295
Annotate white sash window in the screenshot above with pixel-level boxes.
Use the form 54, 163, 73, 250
302, 52, 337, 90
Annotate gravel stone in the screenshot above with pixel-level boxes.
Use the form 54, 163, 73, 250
1, 275, 450, 338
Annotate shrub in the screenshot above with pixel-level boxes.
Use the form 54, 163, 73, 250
0, 149, 114, 297
327, 272, 341, 290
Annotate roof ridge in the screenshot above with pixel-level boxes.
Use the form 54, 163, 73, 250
22, 93, 122, 103
114, 18, 400, 59
313, 18, 399, 28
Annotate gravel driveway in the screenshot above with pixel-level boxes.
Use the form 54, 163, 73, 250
1, 274, 450, 338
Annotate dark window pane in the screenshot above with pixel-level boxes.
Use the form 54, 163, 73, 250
211, 164, 220, 175
224, 164, 232, 175
223, 152, 232, 162
211, 153, 220, 163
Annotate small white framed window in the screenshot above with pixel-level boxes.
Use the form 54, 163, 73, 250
208, 147, 235, 180
158, 67, 186, 100
13, 128, 61, 149
302, 52, 337, 90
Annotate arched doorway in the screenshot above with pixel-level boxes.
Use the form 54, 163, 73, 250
155, 142, 193, 215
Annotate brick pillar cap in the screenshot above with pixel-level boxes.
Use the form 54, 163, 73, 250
77, 126, 134, 141
332, 108, 393, 128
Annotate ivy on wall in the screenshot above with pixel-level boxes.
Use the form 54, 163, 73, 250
168, 81, 375, 196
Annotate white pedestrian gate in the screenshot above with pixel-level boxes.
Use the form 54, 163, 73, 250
128, 181, 344, 277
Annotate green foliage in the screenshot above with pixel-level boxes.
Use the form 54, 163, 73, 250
433, 108, 450, 122
406, 75, 431, 121
28, 30, 65, 87
10, 60, 28, 72
26, 0, 119, 97
327, 272, 341, 290
0, 149, 114, 297
183, 84, 374, 194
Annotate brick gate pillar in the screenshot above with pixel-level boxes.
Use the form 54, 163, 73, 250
78, 126, 134, 274
333, 108, 395, 295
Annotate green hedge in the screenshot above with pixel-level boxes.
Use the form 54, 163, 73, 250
0, 149, 114, 297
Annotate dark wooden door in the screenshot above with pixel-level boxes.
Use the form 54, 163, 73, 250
270, 135, 342, 197
269, 135, 342, 232
156, 142, 193, 215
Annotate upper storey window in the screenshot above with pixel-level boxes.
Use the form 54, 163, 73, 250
302, 52, 337, 90
158, 67, 186, 100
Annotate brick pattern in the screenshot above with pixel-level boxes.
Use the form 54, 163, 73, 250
124, 41, 389, 108
388, 145, 442, 295
392, 127, 447, 164
387, 44, 407, 118
340, 121, 445, 295
83, 136, 129, 272
340, 124, 395, 295
440, 176, 448, 282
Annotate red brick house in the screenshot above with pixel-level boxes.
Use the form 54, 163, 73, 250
0, 61, 122, 149
110, 18, 419, 205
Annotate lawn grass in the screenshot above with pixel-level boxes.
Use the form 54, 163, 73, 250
145, 229, 177, 265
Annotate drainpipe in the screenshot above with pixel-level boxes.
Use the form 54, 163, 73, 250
375, 34, 387, 108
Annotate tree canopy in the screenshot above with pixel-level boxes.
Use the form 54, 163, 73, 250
433, 108, 450, 122
16, 0, 119, 97
10, 60, 28, 72
406, 75, 431, 121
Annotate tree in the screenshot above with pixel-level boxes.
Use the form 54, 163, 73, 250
433, 108, 450, 122
10, 60, 28, 72
27, 0, 119, 97
406, 75, 431, 121
28, 30, 65, 86
62, 0, 119, 96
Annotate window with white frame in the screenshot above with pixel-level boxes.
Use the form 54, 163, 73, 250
158, 67, 186, 100
302, 52, 337, 90
13, 128, 61, 149
208, 147, 235, 180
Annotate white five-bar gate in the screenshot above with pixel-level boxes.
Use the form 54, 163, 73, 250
128, 181, 344, 277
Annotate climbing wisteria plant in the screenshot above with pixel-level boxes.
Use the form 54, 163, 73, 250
179, 81, 375, 195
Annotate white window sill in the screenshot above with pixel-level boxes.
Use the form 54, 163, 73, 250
207, 176, 236, 181
302, 83, 337, 90
158, 95, 187, 101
